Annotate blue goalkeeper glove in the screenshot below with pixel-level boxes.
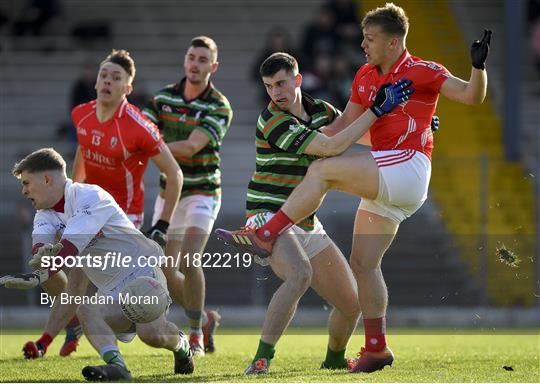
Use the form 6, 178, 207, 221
370, 78, 414, 117
471, 29, 492, 70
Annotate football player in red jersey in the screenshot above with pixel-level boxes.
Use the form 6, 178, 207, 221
216, 3, 491, 373
31, 49, 182, 359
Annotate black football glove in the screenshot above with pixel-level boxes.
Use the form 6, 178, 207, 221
471, 29, 492, 70
431, 115, 440, 133
146, 219, 169, 248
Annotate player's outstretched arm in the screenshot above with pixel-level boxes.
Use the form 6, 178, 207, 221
72, 145, 86, 182
320, 101, 366, 137
167, 129, 210, 159
304, 79, 414, 157
148, 146, 182, 240
440, 29, 491, 105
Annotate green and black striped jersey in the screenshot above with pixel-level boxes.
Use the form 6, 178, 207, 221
143, 78, 232, 198
246, 93, 340, 230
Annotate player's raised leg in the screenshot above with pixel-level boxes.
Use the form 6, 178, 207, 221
216, 152, 380, 257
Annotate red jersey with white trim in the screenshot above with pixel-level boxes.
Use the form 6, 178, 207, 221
350, 50, 450, 160
72, 99, 164, 215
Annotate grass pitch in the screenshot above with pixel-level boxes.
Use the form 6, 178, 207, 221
1, 329, 538, 382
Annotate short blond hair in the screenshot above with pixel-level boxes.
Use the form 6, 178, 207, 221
12, 148, 66, 177
362, 3, 409, 37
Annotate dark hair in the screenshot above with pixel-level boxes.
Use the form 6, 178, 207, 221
361, 2, 409, 37
12, 148, 66, 177
259, 52, 298, 78
190, 36, 218, 61
100, 49, 136, 80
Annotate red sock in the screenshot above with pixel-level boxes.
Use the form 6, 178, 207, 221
37, 333, 53, 352
255, 210, 294, 241
363, 317, 387, 352
67, 315, 80, 327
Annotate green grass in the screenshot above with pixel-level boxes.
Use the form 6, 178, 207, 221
1, 329, 538, 382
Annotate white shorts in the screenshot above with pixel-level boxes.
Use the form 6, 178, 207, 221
96, 267, 169, 343
246, 212, 332, 266
359, 149, 431, 223
152, 194, 221, 236
127, 213, 144, 230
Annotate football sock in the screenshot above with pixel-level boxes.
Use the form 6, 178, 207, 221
252, 339, 275, 364
101, 346, 127, 369
255, 210, 294, 241
64, 315, 82, 342
173, 334, 190, 359
323, 346, 347, 368
37, 333, 53, 353
185, 309, 202, 331
364, 317, 387, 352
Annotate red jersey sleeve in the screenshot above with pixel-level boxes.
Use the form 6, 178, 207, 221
349, 65, 370, 105
125, 105, 164, 157
410, 61, 450, 93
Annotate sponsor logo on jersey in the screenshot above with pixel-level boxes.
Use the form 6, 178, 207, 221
84, 148, 116, 166
358, 85, 365, 93
162, 105, 172, 113
77, 127, 87, 136
110, 136, 118, 148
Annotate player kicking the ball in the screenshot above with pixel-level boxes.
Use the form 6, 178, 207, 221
216, 52, 413, 374
0, 148, 194, 381
216, 3, 491, 373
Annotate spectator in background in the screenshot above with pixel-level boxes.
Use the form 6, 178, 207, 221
327, 0, 362, 44
300, 6, 339, 68
529, 0, 540, 73
327, 53, 355, 109
327, 0, 365, 67
531, 20, 540, 73
70, 63, 97, 109
128, 81, 151, 110
252, 27, 298, 106
301, 53, 334, 102
12, 0, 60, 36
57, 63, 97, 154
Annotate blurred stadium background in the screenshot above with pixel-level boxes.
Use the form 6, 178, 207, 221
0, 0, 538, 329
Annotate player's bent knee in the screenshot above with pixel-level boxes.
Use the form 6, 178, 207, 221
286, 263, 312, 292
349, 255, 381, 275
138, 330, 165, 348
76, 303, 96, 321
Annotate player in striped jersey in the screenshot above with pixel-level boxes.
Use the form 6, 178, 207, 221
217, 3, 491, 374
143, 36, 231, 355
217, 52, 412, 374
